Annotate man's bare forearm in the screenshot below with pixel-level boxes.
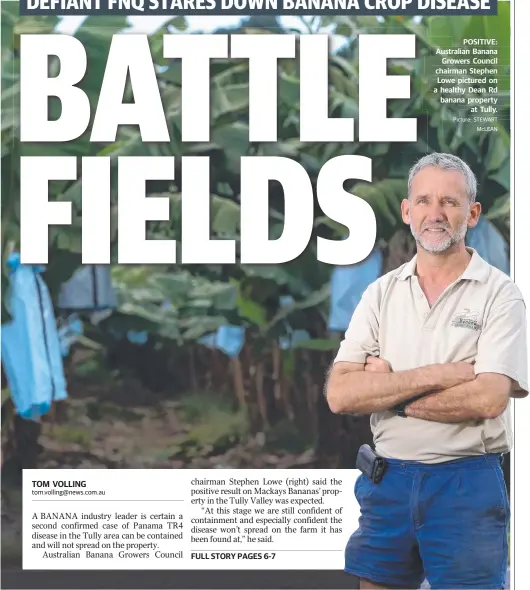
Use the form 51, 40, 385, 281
405, 373, 511, 423
326, 361, 474, 414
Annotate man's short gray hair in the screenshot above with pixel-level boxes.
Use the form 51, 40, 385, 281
407, 153, 478, 202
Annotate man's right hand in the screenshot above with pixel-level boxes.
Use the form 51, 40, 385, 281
365, 356, 392, 373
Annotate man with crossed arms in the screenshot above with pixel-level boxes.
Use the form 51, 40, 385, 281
326, 153, 528, 590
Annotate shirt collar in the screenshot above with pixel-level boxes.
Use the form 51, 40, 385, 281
396, 247, 491, 283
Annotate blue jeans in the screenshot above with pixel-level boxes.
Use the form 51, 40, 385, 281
345, 454, 510, 589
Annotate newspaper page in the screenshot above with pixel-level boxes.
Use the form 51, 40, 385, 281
1, 1, 528, 589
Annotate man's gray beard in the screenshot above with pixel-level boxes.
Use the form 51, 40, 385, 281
410, 222, 468, 254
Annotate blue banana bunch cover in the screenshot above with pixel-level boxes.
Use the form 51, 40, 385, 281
57, 265, 117, 311
1, 253, 68, 419
199, 325, 245, 358
126, 331, 149, 345
277, 295, 312, 349
328, 248, 384, 333
125, 300, 172, 345
279, 329, 311, 350
57, 315, 84, 357
466, 217, 509, 275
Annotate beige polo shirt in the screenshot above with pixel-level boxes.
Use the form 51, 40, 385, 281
334, 248, 528, 464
